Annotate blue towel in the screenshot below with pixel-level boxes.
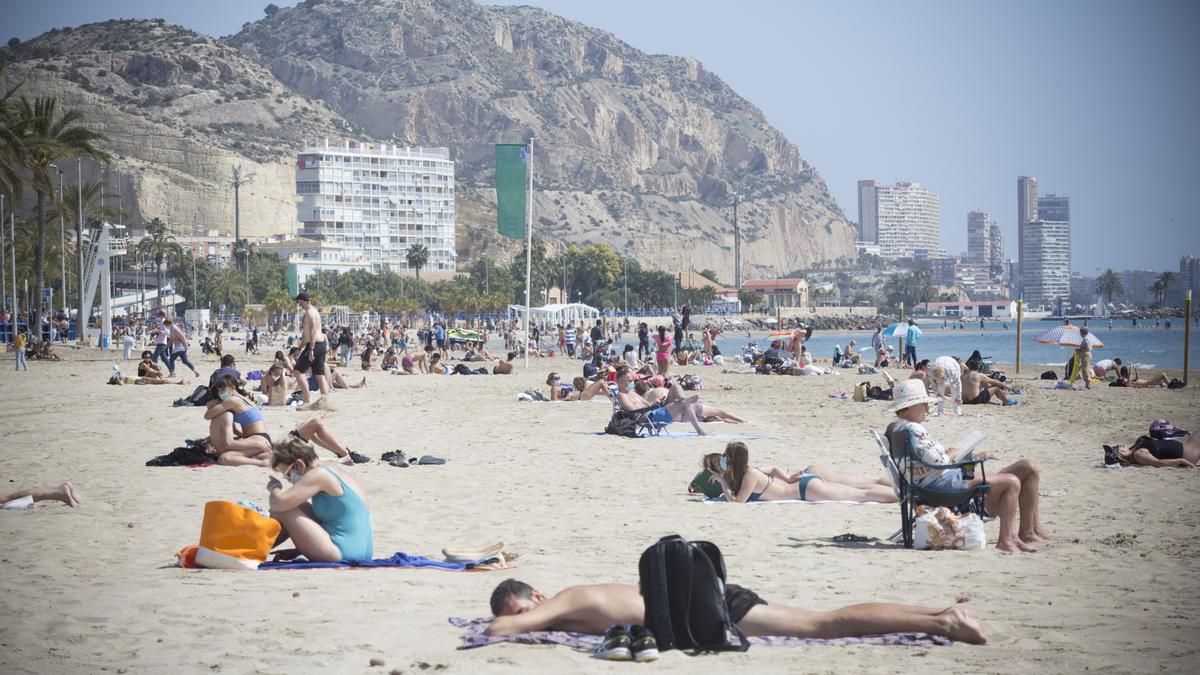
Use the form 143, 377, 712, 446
258, 551, 492, 571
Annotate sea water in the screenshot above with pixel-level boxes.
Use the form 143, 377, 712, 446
708, 319, 1200, 370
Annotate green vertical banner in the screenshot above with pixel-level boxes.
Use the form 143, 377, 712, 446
495, 143, 528, 239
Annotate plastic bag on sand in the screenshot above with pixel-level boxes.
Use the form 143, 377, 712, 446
913, 506, 986, 550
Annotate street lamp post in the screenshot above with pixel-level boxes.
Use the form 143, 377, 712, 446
57, 166, 66, 318
623, 255, 628, 315
733, 193, 741, 288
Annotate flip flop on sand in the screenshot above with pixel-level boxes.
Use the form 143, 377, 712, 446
416, 455, 446, 465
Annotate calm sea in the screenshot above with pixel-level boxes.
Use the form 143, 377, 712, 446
706, 319, 1200, 370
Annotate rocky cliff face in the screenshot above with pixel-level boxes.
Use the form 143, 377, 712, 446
0, 19, 355, 238
3, 1, 857, 278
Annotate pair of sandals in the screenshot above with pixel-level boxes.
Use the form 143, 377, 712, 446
381, 450, 446, 467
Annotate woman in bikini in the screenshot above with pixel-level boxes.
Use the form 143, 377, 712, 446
1108, 431, 1198, 467
706, 442, 899, 503
267, 436, 373, 562
204, 375, 274, 466
546, 372, 611, 401
653, 325, 672, 378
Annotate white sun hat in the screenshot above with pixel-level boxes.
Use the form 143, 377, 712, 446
886, 379, 941, 414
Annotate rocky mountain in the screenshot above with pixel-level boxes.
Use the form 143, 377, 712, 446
2, 0, 857, 279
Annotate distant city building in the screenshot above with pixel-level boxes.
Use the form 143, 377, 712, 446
175, 230, 236, 264
1020, 219, 1071, 307
1017, 176, 1038, 284
295, 139, 456, 277
988, 225, 1004, 279
1037, 194, 1070, 223
1181, 255, 1199, 303
856, 180, 880, 244
856, 242, 882, 259
967, 211, 993, 268
1117, 269, 1159, 308
740, 278, 810, 310
875, 181, 940, 259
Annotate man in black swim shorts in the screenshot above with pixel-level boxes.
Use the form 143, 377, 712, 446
482, 579, 986, 644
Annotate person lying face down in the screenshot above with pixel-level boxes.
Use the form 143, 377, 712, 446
484, 578, 987, 643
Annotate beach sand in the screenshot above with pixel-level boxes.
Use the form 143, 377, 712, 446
1, 345, 1198, 673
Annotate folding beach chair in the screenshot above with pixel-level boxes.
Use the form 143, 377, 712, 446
607, 398, 664, 438
871, 426, 991, 549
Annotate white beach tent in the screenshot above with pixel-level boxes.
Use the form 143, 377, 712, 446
507, 302, 600, 326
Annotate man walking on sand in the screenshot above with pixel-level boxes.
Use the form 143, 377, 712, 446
290, 292, 331, 408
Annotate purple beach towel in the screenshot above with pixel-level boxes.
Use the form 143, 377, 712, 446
259, 552, 494, 571
448, 617, 953, 650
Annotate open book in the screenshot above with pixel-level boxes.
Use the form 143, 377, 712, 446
953, 431, 987, 462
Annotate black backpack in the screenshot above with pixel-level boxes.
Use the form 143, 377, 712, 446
173, 384, 212, 407
1040, 370, 1058, 380
638, 535, 749, 654
604, 414, 640, 437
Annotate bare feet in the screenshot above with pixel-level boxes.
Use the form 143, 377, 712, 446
938, 606, 987, 644
997, 538, 1037, 553
55, 482, 81, 508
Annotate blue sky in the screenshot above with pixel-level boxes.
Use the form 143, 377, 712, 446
7, 0, 1199, 273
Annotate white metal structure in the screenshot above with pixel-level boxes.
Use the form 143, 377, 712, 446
81, 222, 126, 348
507, 302, 600, 327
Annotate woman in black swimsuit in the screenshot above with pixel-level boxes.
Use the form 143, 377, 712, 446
1110, 434, 1199, 467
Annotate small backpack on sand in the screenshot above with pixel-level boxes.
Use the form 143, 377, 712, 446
604, 414, 640, 437
638, 534, 749, 654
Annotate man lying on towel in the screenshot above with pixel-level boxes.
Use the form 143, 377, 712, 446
484, 579, 986, 644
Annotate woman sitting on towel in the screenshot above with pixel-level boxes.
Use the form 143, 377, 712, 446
706, 442, 899, 503
204, 375, 274, 466
267, 436, 373, 562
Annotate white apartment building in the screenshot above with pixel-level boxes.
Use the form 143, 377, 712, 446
875, 181, 940, 259
295, 140, 456, 275
1020, 220, 1071, 308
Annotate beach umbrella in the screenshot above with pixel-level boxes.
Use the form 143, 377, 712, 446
881, 322, 920, 338
1033, 324, 1104, 348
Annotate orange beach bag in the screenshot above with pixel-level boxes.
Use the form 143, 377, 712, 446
196, 501, 281, 570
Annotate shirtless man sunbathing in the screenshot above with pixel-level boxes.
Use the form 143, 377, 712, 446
485, 579, 986, 644
633, 380, 747, 423
962, 370, 1015, 405
614, 365, 706, 435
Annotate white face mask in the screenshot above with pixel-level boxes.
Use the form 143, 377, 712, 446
287, 469, 303, 484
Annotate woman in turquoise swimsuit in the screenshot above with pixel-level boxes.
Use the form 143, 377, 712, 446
706, 443, 899, 503
267, 436, 374, 562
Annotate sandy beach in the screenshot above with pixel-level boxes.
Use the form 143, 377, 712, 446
1, 343, 1198, 674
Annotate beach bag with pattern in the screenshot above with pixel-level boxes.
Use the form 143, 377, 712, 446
196, 501, 281, 570
912, 506, 986, 551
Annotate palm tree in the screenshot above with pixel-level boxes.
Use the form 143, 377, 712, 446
1094, 269, 1124, 308
230, 165, 255, 272
207, 266, 250, 310
407, 243, 429, 281
136, 218, 183, 310
12, 96, 108, 334
1154, 271, 1177, 307
263, 288, 293, 324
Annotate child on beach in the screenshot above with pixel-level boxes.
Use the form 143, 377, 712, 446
887, 380, 1050, 553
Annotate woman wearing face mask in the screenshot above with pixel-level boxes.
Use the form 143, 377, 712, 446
203, 375, 273, 466
546, 372, 612, 401
267, 437, 373, 562
705, 442, 900, 503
